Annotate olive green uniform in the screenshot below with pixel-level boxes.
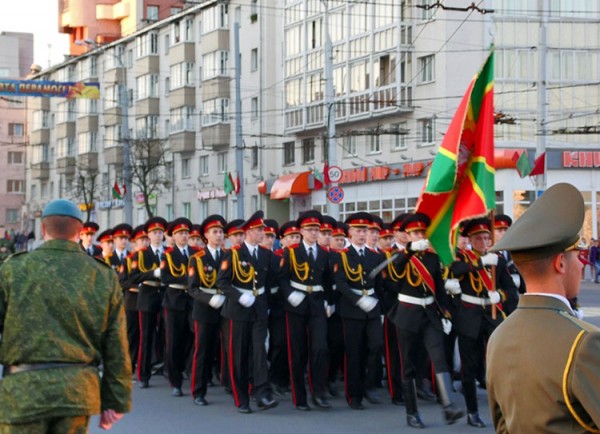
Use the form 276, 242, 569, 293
0, 240, 132, 429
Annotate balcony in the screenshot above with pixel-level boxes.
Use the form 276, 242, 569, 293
135, 97, 160, 117
200, 29, 229, 54
135, 55, 160, 75
169, 131, 196, 153
30, 128, 50, 145
169, 87, 195, 108
78, 152, 98, 172
201, 124, 230, 150
202, 77, 229, 100
31, 162, 50, 180
104, 146, 123, 165
169, 42, 195, 65
56, 156, 76, 175
77, 115, 98, 133
56, 121, 76, 139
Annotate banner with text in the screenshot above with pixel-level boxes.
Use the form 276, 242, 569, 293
0, 79, 100, 99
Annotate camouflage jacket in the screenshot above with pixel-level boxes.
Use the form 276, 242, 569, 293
0, 239, 132, 424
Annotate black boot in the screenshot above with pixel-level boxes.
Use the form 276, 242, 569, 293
462, 380, 486, 427
467, 412, 487, 428
402, 380, 425, 429
435, 373, 465, 425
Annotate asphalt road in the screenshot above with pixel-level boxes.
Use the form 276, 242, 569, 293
87, 280, 600, 434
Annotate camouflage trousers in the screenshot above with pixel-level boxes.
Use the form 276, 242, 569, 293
0, 416, 90, 434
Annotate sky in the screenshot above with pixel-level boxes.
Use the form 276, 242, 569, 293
0, 0, 70, 68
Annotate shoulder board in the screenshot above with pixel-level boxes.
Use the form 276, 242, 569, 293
232, 244, 242, 250
340, 248, 349, 253
2, 250, 27, 263
93, 256, 112, 269
366, 247, 378, 253
191, 248, 206, 258
127, 251, 137, 258
288, 243, 301, 249
383, 247, 394, 253
164, 247, 174, 254
190, 246, 200, 253
320, 246, 330, 252
273, 248, 284, 256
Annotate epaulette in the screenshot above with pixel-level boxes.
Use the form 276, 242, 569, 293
191, 248, 206, 258
288, 243, 301, 249
190, 246, 201, 253
339, 247, 349, 253
320, 245, 331, 252
164, 247, 174, 254
232, 244, 242, 250
2, 250, 27, 263
382, 247, 395, 253
93, 256, 112, 269
366, 246, 379, 253
139, 246, 151, 252
127, 251, 137, 258
273, 248, 284, 256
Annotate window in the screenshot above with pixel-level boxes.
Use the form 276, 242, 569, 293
350, 61, 369, 92
251, 48, 258, 71
32, 111, 49, 130
418, 55, 435, 83
374, 54, 396, 87
170, 7, 181, 15
7, 152, 23, 164
217, 152, 227, 173
8, 123, 24, 137
308, 18, 322, 49
57, 138, 75, 157
392, 122, 408, 151
202, 51, 228, 80
182, 158, 191, 178
7, 180, 24, 193
136, 74, 159, 99
199, 201, 208, 222
104, 85, 119, 109
105, 46, 125, 70
165, 77, 170, 94
251, 146, 258, 169
166, 204, 173, 221
418, 0, 435, 20
199, 155, 209, 176
368, 134, 381, 154
31, 144, 49, 163
202, 4, 228, 34
184, 19, 194, 41
105, 125, 121, 147
170, 107, 195, 132
135, 116, 159, 138
283, 141, 295, 165
164, 34, 170, 55
146, 5, 159, 21
419, 118, 435, 145
136, 32, 158, 57
202, 98, 229, 126
251, 97, 259, 120
183, 202, 191, 219
78, 132, 97, 153
6, 209, 19, 224
343, 135, 357, 158
302, 138, 315, 164
170, 62, 195, 88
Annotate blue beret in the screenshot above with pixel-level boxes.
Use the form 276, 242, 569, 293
42, 199, 83, 222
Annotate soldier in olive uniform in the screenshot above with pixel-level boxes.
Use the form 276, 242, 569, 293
487, 183, 600, 433
0, 199, 131, 432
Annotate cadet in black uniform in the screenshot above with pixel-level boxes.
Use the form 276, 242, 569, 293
217, 211, 278, 414
79, 221, 102, 256
281, 210, 332, 411
188, 215, 227, 406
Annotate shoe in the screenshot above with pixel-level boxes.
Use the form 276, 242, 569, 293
392, 397, 405, 406
328, 383, 339, 397
312, 396, 332, 409
207, 380, 215, 387
238, 404, 252, 414
407, 412, 426, 429
224, 387, 233, 395
271, 383, 287, 397
257, 396, 278, 410
365, 389, 382, 404
296, 404, 311, 411
416, 386, 436, 402
172, 387, 183, 397
193, 396, 208, 406
467, 412, 487, 428
435, 373, 465, 425
139, 380, 149, 389
348, 401, 364, 410
443, 403, 465, 425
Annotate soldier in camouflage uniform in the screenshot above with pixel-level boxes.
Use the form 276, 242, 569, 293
0, 238, 15, 263
0, 199, 132, 433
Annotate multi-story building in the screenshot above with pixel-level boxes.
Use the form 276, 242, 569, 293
0, 32, 32, 235
25, 0, 600, 239
60, 0, 185, 56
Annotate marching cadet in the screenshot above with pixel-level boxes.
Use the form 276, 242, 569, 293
188, 215, 227, 406
225, 219, 245, 248
449, 218, 505, 428
79, 221, 101, 256
281, 210, 332, 411
217, 211, 279, 414
97, 229, 115, 264
333, 212, 384, 410
188, 224, 205, 249
378, 223, 395, 252
161, 218, 195, 397
493, 214, 526, 299
391, 213, 410, 251
263, 219, 289, 396
318, 215, 335, 249
387, 213, 465, 428
130, 216, 168, 388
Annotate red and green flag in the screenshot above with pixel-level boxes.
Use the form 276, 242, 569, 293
416, 50, 496, 265
112, 180, 123, 200
224, 171, 235, 195
512, 150, 532, 178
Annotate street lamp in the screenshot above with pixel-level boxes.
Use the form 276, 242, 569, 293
75, 38, 133, 225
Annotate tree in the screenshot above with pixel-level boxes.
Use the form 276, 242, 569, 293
127, 137, 171, 218
73, 162, 99, 222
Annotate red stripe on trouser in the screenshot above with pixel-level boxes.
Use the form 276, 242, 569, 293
137, 311, 144, 381
285, 313, 298, 406
342, 321, 350, 404
384, 318, 394, 396
190, 320, 199, 397
307, 325, 313, 396
228, 320, 240, 407
163, 308, 171, 386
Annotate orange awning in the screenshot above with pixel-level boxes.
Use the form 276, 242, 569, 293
270, 171, 312, 200
495, 149, 527, 169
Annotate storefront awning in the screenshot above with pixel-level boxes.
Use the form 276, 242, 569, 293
270, 171, 312, 200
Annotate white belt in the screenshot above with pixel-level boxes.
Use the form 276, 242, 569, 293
397, 294, 434, 307
234, 285, 265, 296
169, 284, 188, 291
461, 293, 492, 306
291, 281, 324, 293
271, 286, 279, 294
197, 287, 220, 295
142, 280, 160, 287
350, 288, 375, 296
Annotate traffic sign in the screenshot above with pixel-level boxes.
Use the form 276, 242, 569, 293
327, 186, 344, 204
327, 165, 343, 183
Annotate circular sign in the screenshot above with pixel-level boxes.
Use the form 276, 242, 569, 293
327, 186, 345, 204
327, 165, 343, 183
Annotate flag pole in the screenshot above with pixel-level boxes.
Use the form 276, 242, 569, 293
489, 210, 497, 320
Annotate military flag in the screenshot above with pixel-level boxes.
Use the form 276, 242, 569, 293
112, 180, 123, 200
416, 50, 496, 265
224, 171, 235, 195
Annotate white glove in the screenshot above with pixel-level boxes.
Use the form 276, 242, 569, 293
409, 239, 430, 252
488, 291, 501, 304
511, 273, 521, 288
356, 295, 378, 312
574, 308, 585, 320
441, 318, 452, 335
153, 268, 161, 278
209, 294, 226, 309
287, 291, 306, 307
481, 253, 499, 267
444, 278, 462, 295
238, 292, 256, 308
326, 302, 335, 318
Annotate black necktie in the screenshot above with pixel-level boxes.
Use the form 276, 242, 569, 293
182, 249, 188, 260
215, 249, 221, 262
253, 248, 258, 262
359, 248, 365, 258
308, 246, 315, 262
120, 252, 125, 262
154, 249, 160, 261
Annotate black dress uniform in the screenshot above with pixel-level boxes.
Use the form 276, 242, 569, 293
281, 211, 332, 410
161, 218, 195, 396
332, 213, 384, 410
217, 211, 278, 413
386, 214, 464, 428
79, 221, 102, 256
130, 216, 168, 388
450, 218, 504, 427
188, 215, 227, 405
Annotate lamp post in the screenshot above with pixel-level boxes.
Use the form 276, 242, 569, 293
75, 39, 133, 225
